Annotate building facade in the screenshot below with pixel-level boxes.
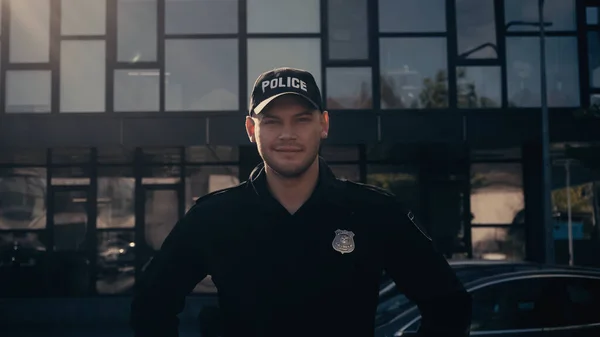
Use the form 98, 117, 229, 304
0, 0, 599, 297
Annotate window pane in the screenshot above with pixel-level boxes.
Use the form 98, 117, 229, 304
378, 0, 445, 33
366, 165, 420, 213
166, 39, 239, 111
328, 0, 368, 60
0, 231, 47, 297
97, 231, 135, 294
6, 71, 51, 113
0, 168, 47, 230
247, 0, 320, 33
166, 0, 237, 34
61, 41, 106, 113
118, 0, 157, 62
145, 189, 178, 250
380, 38, 448, 109
185, 146, 239, 163
61, 0, 106, 35
98, 167, 134, 229
470, 163, 524, 225
592, 94, 600, 107
114, 69, 159, 111
320, 145, 360, 162
505, 0, 576, 32
326, 67, 372, 109
507, 37, 580, 108
9, 0, 50, 62
185, 166, 240, 212
472, 227, 526, 261
457, 66, 501, 108
588, 32, 600, 89
247, 38, 322, 105
587, 7, 599, 25
456, 0, 497, 59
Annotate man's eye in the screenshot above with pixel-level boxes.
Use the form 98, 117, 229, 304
298, 118, 311, 122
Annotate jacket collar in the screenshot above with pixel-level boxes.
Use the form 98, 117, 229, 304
246, 156, 347, 208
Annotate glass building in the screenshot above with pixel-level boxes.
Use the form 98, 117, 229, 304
0, 0, 599, 298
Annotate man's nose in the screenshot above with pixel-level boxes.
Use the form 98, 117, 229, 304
278, 123, 297, 140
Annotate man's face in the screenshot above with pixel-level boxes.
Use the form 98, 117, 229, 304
245, 95, 329, 178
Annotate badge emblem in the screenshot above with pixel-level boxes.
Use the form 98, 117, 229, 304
332, 229, 355, 254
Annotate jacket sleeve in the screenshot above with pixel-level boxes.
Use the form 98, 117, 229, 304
130, 205, 209, 337
382, 205, 472, 337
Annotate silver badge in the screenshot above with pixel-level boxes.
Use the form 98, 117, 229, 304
332, 229, 355, 254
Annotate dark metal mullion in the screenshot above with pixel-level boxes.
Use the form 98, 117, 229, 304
496, 0, 508, 108
577, 1, 591, 107
447, 0, 458, 109
320, 0, 328, 105
61, 35, 106, 41
133, 148, 144, 291
4, 63, 52, 70
88, 148, 99, 295
177, 147, 185, 218
106, 0, 117, 113
455, 59, 501, 67
238, 0, 247, 114
45, 148, 54, 295
505, 31, 578, 37
245, 33, 321, 38
114, 61, 160, 69
164, 33, 238, 39
0, 0, 9, 114
369, 0, 381, 132
158, 0, 165, 113
50, 0, 60, 114
379, 32, 447, 38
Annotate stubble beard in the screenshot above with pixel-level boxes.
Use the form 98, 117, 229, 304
263, 149, 319, 179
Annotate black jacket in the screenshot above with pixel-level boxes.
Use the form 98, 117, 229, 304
130, 159, 471, 337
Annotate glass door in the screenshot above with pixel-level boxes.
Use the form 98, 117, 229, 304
49, 186, 93, 296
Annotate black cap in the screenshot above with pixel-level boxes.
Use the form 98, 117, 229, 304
249, 67, 323, 115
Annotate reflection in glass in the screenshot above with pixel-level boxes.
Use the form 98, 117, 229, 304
247, 39, 322, 104
9, 0, 50, 62
114, 69, 160, 111
380, 38, 448, 109
247, 0, 320, 33
367, 165, 420, 213
98, 170, 135, 229
326, 67, 372, 109
587, 7, 599, 25
378, 0, 445, 33
457, 67, 501, 108
328, 0, 368, 60
507, 37, 580, 108
117, 0, 157, 62
97, 231, 135, 294
470, 163, 524, 225
166, 39, 239, 111
471, 227, 525, 261
0, 231, 46, 297
61, 0, 106, 35
53, 190, 88, 251
456, 0, 497, 59
185, 166, 240, 212
6, 71, 52, 113
166, 0, 237, 34
0, 168, 47, 230
588, 32, 600, 89
60, 41, 106, 113
505, 0, 576, 32
145, 189, 178, 250
330, 165, 360, 182
551, 163, 597, 240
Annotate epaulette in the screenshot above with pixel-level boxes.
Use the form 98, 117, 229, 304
194, 182, 247, 205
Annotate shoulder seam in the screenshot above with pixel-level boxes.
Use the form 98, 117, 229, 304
194, 181, 247, 205
342, 180, 397, 198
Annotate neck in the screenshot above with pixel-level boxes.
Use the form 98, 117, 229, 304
265, 158, 320, 214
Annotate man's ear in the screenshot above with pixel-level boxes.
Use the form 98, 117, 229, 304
320, 111, 330, 139
245, 116, 256, 143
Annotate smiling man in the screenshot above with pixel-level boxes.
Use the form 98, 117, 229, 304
130, 67, 472, 337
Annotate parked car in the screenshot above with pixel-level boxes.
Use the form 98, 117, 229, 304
375, 260, 600, 337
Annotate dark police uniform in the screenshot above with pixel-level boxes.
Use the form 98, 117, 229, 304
131, 67, 471, 337
130, 159, 472, 337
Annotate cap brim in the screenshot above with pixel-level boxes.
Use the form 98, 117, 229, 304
253, 92, 319, 115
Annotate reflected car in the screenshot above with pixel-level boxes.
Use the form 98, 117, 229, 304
375, 261, 600, 337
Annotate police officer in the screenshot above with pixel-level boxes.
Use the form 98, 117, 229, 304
130, 67, 471, 337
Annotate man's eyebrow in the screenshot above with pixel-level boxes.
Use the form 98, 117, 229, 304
294, 110, 315, 117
